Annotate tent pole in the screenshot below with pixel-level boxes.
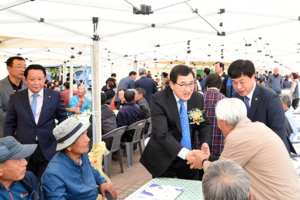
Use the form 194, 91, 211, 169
92, 17, 102, 143
58, 65, 62, 81
63, 62, 66, 83
186, 53, 190, 66
69, 50, 74, 101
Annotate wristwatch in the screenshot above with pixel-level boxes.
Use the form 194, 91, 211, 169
202, 159, 208, 166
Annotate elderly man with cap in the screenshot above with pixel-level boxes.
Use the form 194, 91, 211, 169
0, 136, 44, 200
41, 118, 117, 200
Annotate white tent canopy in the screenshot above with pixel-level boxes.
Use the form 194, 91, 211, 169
0, 0, 300, 75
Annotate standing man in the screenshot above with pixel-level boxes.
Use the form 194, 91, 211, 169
46, 71, 53, 83
229, 60, 295, 153
200, 68, 210, 93
114, 71, 136, 104
140, 65, 211, 180
147, 71, 152, 78
134, 68, 158, 107
267, 67, 283, 94
4, 64, 68, 180
214, 62, 229, 97
0, 57, 27, 138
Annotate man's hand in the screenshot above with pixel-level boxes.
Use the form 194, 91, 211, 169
185, 151, 195, 161
187, 150, 208, 170
201, 143, 210, 156
75, 111, 81, 114
69, 107, 79, 112
100, 182, 117, 200
79, 98, 85, 104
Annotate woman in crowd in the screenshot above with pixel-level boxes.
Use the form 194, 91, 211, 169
54, 80, 60, 87
47, 82, 54, 89
42, 118, 117, 200
105, 81, 116, 100
289, 72, 300, 109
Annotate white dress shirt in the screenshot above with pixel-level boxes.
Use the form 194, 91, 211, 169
28, 88, 44, 124
172, 91, 190, 160
244, 81, 256, 108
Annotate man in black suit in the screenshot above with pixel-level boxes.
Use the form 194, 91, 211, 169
140, 65, 211, 180
215, 62, 229, 97
229, 60, 295, 153
4, 64, 68, 180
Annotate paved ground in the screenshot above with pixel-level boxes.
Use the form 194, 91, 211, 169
110, 146, 152, 200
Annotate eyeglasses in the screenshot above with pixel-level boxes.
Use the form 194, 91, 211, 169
175, 82, 194, 89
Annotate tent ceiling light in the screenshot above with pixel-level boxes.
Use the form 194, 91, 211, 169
133, 4, 153, 15
218, 9, 225, 14
245, 44, 252, 46
258, 50, 262, 53
155, 45, 160, 47
217, 32, 225, 36
219, 22, 223, 27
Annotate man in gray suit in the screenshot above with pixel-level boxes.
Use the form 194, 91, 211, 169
0, 56, 27, 137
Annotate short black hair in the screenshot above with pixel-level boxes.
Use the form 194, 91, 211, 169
45, 79, 49, 84
268, 71, 272, 74
24, 64, 46, 78
63, 82, 70, 89
205, 74, 222, 89
170, 65, 195, 83
204, 68, 210, 75
47, 82, 52, 88
101, 92, 107, 105
111, 73, 116, 77
161, 72, 168, 78
215, 62, 224, 71
129, 71, 137, 76
124, 89, 135, 102
6, 56, 25, 67
51, 86, 60, 90
136, 87, 146, 98
228, 60, 255, 79
118, 89, 125, 94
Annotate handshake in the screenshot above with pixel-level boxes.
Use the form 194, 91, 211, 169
185, 143, 210, 170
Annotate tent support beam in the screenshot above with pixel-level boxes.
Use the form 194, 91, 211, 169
69, 50, 74, 103
63, 62, 66, 83
0, 0, 32, 11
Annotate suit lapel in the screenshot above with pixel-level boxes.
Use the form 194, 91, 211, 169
249, 83, 261, 120
20, 89, 36, 124
37, 89, 50, 126
166, 88, 182, 133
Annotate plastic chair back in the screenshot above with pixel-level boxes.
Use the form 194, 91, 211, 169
102, 126, 127, 153
126, 120, 147, 143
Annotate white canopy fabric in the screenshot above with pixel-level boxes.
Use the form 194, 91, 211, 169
1, 0, 300, 74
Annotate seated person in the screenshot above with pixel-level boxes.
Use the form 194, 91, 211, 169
202, 160, 252, 200
105, 81, 116, 100
69, 85, 92, 115
41, 118, 117, 200
111, 89, 125, 110
187, 98, 300, 199
61, 82, 77, 107
0, 136, 44, 200
117, 89, 141, 142
87, 92, 117, 150
51, 85, 61, 92
117, 89, 141, 128
280, 94, 298, 141
135, 87, 151, 120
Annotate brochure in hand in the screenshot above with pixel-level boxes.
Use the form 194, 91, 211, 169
137, 183, 184, 200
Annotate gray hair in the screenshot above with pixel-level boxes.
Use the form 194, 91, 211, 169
279, 94, 292, 108
138, 68, 147, 75
215, 98, 247, 126
136, 87, 146, 98
202, 160, 251, 200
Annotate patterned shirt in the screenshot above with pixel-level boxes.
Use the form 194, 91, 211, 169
203, 89, 226, 156
8, 76, 23, 93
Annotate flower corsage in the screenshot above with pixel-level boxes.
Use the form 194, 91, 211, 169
188, 108, 205, 125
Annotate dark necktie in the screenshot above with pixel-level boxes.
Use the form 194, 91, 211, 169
244, 96, 250, 118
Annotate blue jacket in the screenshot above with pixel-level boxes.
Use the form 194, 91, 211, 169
134, 76, 157, 107
0, 171, 44, 200
115, 76, 135, 102
267, 74, 283, 92
42, 152, 107, 200
200, 76, 207, 92
69, 95, 92, 115
4, 88, 68, 161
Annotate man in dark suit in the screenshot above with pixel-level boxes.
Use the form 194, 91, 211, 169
140, 65, 211, 180
4, 64, 68, 180
215, 62, 229, 97
134, 68, 157, 107
229, 60, 295, 153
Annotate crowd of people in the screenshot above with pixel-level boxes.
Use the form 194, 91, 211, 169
0, 56, 300, 200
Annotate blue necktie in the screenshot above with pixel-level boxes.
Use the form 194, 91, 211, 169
244, 96, 250, 118
31, 94, 39, 120
179, 100, 192, 150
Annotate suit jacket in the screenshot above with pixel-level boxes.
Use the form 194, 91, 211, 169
140, 86, 211, 177
115, 76, 135, 102
220, 73, 229, 97
233, 83, 296, 153
0, 76, 27, 138
134, 76, 158, 107
136, 98, 151, 120
4, 88, 68, 161
203, 117, 300, 200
